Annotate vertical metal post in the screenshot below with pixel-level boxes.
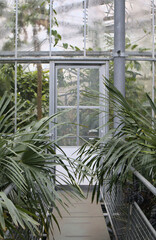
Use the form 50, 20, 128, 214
83, 0, 87, 57
49, 61, 56, 141
15, 63, 17, 132
99, 63, 109, 201
15, 0, 18, 132
114, 0, 125, 128
49, 0, 53, 57
99, 62, 109, 138
77, 68, 80, 146
152, 0, 155, 118
49, 61, 56, 182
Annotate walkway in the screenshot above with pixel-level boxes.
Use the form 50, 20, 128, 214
50, 190, 110, 240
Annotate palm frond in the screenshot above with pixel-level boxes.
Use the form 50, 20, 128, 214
0, 93, 84, 238
77, 82, 156, 202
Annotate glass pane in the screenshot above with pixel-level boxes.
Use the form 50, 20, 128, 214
57, 108, 77, 135
80, 68, 99, 106
57, 108, 77, 146
87, 0, 114, 51
57, 68, 77, 106
125, 61, 152, 109
17, 63, 49, 122
53, 0, 84, 51
57, 137, 77, 146
79, 109, 99, 141
125, 0, 152, 51
0, 0, 15, 51
18, 0, 49, 53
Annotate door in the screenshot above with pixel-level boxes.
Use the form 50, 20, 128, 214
49, 61, 109, 184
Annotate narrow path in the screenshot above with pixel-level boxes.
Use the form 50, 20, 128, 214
50, 190, 110, 240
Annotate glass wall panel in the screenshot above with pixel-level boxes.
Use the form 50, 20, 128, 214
17, 63, 49, 122
87, 0, 114, 51
53, 0, 84, 51
80, 68, 99, 105
79, 108, 99, 144
125, 0, 152, 51
125, 61, 152, 109
18, 0, 49, 52
57, 68, 77, 106
0, 0, 15, 51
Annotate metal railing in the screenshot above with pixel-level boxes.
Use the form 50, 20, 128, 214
101, 169, 156, 240
126, 202, 156, 240
102, 182, 127, 240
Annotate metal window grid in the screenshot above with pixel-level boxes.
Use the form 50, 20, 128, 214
51, 62, 108, 147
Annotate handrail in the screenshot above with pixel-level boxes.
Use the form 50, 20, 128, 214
130, 167, 156, 196
103, 168, 156, 240
134, 202, 156, 238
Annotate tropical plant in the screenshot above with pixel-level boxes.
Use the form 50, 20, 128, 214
0, 92, 84, 239
76, 81, 156, 201
0, 63, 49, 122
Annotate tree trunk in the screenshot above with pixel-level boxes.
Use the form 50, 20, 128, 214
33, 25, 43, 120
37, 63, 43, 120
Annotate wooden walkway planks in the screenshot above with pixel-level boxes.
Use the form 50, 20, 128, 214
50, 192, 110, 240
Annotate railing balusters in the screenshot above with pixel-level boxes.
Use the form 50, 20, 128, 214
101, 168, 156, 240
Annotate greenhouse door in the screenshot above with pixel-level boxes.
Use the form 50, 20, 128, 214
49, 61, 109, 184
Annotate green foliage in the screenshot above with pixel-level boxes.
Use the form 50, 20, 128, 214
0, 93, 84, 238
17, 64, 49, 117
0, 64, 49, 121
52, 30, 62, 47
0, 192, 39, 238
0, 64, 14, 96
77, 82, 156, 201
63, 43, 68, 49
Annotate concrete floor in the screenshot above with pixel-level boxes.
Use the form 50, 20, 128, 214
50, 191, 110, 240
